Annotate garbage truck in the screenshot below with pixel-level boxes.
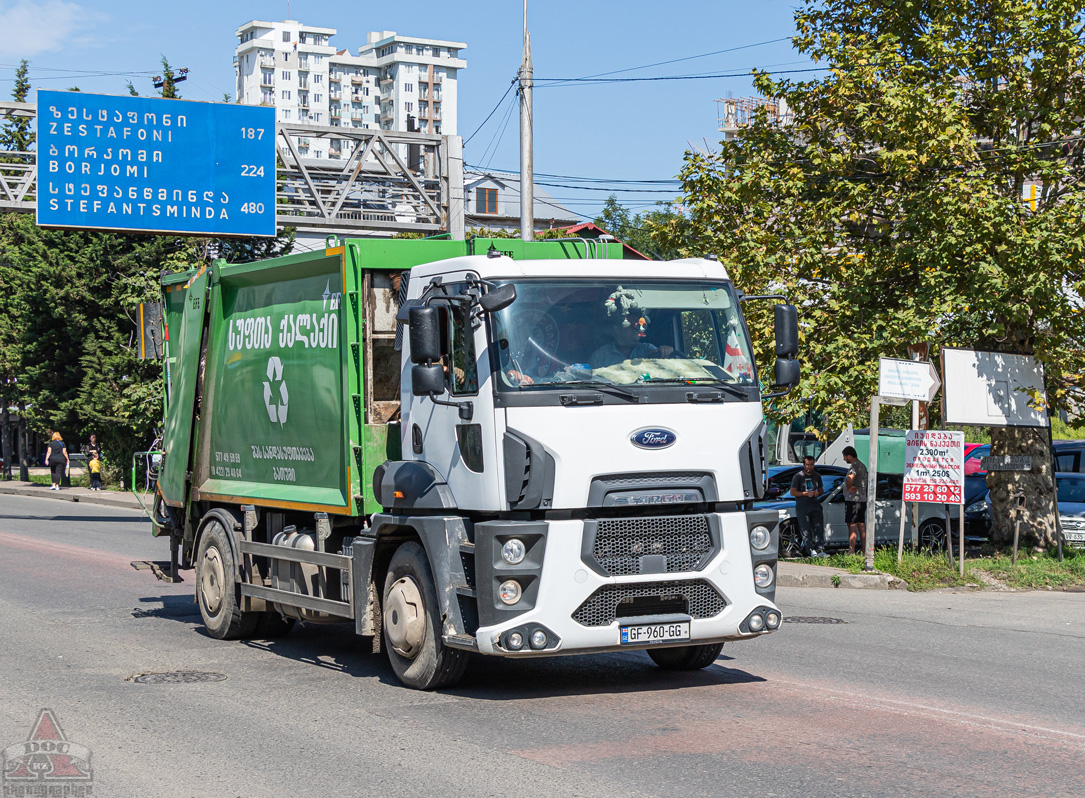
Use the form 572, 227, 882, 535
148, 236, 800, 689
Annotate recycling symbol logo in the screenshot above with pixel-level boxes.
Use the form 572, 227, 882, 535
263, 356, 289, 426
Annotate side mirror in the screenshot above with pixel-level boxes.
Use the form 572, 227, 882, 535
408, 306, 443, 364
479, 283, 516, 313
412, 363, 446, 397
774, 357, 801, 387
774, 303, 798, 358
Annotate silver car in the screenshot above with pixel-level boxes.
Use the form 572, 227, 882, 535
769, 473, 953, 556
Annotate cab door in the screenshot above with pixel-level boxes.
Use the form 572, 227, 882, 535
402, 278, 500, 511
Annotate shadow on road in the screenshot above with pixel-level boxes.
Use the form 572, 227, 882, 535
231, 621, 766, 697
131, 594, 201, 621
0, 514, 148, 524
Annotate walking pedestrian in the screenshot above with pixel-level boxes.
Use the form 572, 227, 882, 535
789, 455, 826, 556
86, 433, 103, 491
842, 446, 868, 555
45, 432, 69, 491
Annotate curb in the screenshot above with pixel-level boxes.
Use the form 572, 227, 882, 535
0, 485, 145, 512
778, 568, 907, 590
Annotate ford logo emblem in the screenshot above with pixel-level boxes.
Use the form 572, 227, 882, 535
630, 428, 677, 449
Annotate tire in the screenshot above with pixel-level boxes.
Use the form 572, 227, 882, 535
918, 520, 947, 552
254, 611, 295, 638
382, 541, 468, 690
196, 515, 258, 640
647, 642, 725, 670
780, 521, 803, 559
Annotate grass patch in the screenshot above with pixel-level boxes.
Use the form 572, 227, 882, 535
793, 546, 1085, 591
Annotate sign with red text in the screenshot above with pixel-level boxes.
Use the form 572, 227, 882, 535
903, 430, 965, 504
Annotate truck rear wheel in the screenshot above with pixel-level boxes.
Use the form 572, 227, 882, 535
196, 516, 257, 640
647, 642, 724, 670
382, 542, 468, 690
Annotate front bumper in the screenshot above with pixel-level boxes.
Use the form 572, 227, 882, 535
473, 512, 780, 656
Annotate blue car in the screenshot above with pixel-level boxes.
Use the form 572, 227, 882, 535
965, 472, 1085, 547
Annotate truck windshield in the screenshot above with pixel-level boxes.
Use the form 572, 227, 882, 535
490, 280, 756, 392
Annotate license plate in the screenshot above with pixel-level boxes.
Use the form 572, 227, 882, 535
1065, 531, 1085, 542
620, 621, 691, 645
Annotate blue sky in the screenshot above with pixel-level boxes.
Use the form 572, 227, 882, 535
0, 0, 811, 220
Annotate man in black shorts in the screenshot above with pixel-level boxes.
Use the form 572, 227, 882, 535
789, 455, 825, 557
842, 446, 868, 555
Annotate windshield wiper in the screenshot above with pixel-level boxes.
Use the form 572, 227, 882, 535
637, 377, 751, 400
527, 379, 639, 401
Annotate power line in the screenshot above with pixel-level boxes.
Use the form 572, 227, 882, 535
534, 66, 828, 85
542, 36, 795, 87
463, 79, 516, 146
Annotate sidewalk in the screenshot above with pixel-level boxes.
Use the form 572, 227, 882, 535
0, 480, 146, 512
778, 560, 905, 590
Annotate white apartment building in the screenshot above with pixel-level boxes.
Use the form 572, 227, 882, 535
234, 20, 466, 160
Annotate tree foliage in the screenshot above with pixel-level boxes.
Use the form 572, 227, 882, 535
654, 0, 1085, 547
594, 196, 683, 259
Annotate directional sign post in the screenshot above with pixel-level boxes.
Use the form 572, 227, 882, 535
37, 90, 275, 237
879, 357, 942, 403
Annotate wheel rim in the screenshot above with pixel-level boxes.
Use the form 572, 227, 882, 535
921, 524, 944, 549
385, 576, 425, 659
781, 524, 800, 557
200, 545, 226, 617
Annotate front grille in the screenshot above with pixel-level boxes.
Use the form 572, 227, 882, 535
593, 515, 713, 576
572, 579, 726, 627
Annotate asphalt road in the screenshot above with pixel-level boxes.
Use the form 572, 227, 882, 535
1, 494, 1082, 797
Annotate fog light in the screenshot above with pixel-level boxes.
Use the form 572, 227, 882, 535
530, 630, 548, 649
498, 580, 522, 605
748, 613, 765, 631
749, 525, 771, 550
753, 563, 774, 588
508, 632, 524, 650
766, 612, 781, 629
501, 538, 526, 565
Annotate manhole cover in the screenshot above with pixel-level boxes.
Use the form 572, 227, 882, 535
130, 671, 227, 684
783, 616, 847, 624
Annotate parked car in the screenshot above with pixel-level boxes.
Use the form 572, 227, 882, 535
763, 464, 849, 502
1058, 473, 1085, 548
966, 472, 1085, 548
760, 472, 954, 557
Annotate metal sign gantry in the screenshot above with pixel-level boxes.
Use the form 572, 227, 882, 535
0, 100, 464, 237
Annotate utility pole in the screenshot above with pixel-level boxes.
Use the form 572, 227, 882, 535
519, 0, 534, 241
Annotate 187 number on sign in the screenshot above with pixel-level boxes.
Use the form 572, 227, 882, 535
240, 127, 265, 139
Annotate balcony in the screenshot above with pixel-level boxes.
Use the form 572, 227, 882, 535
351, 75, 366, 84
298, 58, 311, 71
259, 56, 275, 69
329, 73, 341, 82
433, 73, 444, 84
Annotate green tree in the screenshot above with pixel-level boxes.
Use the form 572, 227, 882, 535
594, 195, 682, 259
656, 0, 1085, 548
157, 57, 181, 99
0, 60, 33, 152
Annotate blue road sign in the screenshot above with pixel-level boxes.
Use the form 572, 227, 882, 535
37, 90, 276, 237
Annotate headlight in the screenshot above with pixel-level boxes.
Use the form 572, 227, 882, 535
501, 538, 526, 565
749, 525, 771, 550
766, 612, 781, 629
777, 509, 790, 518
965, 501, 987, 514
753, 563, 775, 588
498, 580, 522, 605
530, 630, 548, 649
507, 632, 524, 650
748, 613, 765, 631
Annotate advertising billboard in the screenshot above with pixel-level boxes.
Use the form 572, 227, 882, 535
36, 90, 275, 237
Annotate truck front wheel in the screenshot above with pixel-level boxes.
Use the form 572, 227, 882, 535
647, 643, 724, 670
196, 516, 257, 640
382, 542, 468, 690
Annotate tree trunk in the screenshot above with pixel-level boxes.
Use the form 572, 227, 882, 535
986, 426, 1058, 549
1, 403, 10, 480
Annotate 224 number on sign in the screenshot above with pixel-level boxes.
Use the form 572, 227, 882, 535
241, 164, 266, 177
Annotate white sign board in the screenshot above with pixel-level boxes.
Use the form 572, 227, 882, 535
879, 358, 941, 402
904, 430, 965, 504
942, 348, 1049, 428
